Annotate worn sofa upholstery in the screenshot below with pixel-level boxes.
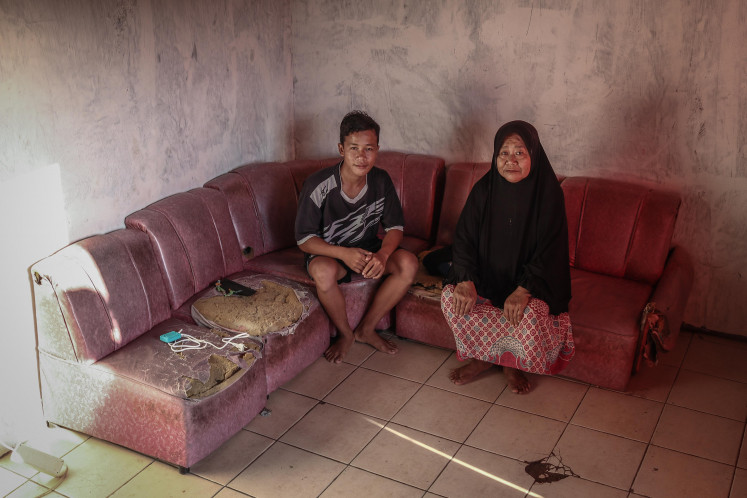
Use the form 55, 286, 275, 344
559, 176, 693, 389
31, 151, 445, 469
395, 163, 693, 391
124, 186, 332, 393
31, 229, 268, 469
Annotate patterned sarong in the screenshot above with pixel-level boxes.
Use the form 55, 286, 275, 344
441, 285, 575, 375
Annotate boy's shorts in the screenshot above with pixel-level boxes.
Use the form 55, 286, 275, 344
305, 238, 383, 284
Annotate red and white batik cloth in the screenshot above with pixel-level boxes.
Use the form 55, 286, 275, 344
441, 284, 575, 375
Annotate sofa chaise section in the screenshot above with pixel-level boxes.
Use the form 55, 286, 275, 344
31, 229, 268, 469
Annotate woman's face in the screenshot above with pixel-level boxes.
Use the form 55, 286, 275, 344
496, 133, 531, 183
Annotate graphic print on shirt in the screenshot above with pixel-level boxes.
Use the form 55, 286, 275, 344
310, 175, 338, 208
324, 198, 385, 246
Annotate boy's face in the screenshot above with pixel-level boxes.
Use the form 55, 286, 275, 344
338, 130, 379, 180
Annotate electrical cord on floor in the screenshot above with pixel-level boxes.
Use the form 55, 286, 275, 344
0, 437, 68, 496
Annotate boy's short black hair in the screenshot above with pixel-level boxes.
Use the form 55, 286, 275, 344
339, 110, 380, 145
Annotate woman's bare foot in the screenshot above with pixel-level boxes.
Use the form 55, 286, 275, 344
354, 328, 398, 354
504, 367, 531, 394
449, 359, 493, 385
324, 334, 354, 364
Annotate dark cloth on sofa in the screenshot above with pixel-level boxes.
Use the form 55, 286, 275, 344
445, 120, 571, 315
422, 245, 453, 277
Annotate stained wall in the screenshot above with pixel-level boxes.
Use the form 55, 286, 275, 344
291, 0, 747, 336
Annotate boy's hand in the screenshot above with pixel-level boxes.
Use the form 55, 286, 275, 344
362, 252, 387, 279
342, 247, 373, 274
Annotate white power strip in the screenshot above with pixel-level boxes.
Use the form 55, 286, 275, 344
11, 443, 67, 477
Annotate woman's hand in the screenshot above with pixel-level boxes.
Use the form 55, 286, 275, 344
453, 281, 477, 316
504, 286, 531, 327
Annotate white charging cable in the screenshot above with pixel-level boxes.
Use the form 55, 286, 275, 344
169, 330, 253, 353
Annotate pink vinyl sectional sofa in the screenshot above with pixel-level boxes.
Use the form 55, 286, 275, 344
30, 152, 692, 471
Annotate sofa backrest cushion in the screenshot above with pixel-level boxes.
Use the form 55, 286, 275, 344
286, 158, 341, 195
219, 153, 445, 259
31, 229, 171, 364
125, 188, 243, 310
205, 162, 302, 258
435, 162, 491, 247
375, 151, 445, 245
562, 176, 680, 284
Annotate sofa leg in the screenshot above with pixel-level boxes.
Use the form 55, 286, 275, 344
179, 466, 189, 475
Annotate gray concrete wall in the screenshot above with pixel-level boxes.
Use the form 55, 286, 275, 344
0, 0, 292, 446
1, 0, 293, 238
291, 0, 747, 336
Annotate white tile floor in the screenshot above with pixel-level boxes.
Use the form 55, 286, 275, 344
2, 330, 747, 498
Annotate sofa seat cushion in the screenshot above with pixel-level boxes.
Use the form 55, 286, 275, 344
97, 318, 262, 399
38, 333, 268, 468
244, 247, 313, 284
562, 268, 653, 390
192, 274, 317, 338
241, 248, 393, 331
568, 268, 652, 338
174, 273, 332, 393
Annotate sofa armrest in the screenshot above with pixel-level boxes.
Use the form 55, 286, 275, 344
649, 246, 694, 350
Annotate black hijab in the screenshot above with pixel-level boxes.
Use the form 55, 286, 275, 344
446, 120, 571, 314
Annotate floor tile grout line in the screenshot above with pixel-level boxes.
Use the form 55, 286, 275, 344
276, 356, 441, 497
329, 347, 469, 495
658, 402, 747, 424
627, 376, 674, 496
630, 332, 741, 497
217, 358, 363, 496
107, 459, 156, 497
677, 363, 747, 386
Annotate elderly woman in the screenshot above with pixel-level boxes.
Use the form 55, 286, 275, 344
440, 120, 574, 394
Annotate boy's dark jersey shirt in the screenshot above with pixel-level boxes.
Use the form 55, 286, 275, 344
295, 162, 404, 252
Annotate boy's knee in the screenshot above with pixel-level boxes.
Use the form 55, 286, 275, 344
393, 249, 418, 281
309, 258, 343, 290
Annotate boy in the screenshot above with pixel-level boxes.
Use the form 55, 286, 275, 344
295, 111, 418, 363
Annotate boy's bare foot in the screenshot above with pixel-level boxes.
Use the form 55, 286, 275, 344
504, 367, 531, 394
324, 334, 354, 364
449, 359, 493, 385
354, 328, 398, 354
